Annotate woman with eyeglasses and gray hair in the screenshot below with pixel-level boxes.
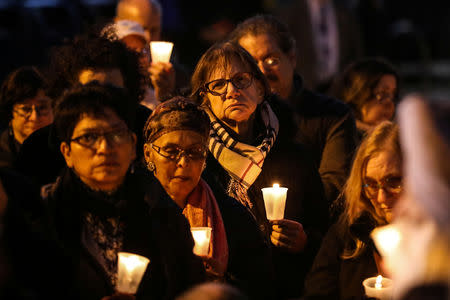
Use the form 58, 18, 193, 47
143, 96, 275, 300
302, 120, 403, 300
190, 41, 328, 299
0, 66, 54, 168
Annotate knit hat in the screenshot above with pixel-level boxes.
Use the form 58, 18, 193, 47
143, 96, 210, 143
397, 94, 450, 232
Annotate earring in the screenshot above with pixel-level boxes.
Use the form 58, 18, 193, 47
147, 161, 156, 172
202, 161, 207, 171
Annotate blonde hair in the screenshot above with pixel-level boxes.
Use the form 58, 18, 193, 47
340, 121, 401, 259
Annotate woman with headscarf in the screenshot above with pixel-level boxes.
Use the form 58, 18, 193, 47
143, 96, 275, 300
190, 41, 328, 299
41, 83, 204, 300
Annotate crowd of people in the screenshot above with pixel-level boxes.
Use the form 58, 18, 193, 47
0, 1, 449, 300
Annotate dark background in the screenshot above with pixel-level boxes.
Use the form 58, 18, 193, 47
1, 0, 449, 101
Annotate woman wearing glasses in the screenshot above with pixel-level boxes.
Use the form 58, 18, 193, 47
302, 121, 402, 300
330, 57, 399, 140
0, 66, 53, 168
42, 84, 205, 300
190, 41, 328, 299
143, 96, 275, 300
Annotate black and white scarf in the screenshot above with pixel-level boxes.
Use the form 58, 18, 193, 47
205, 101, 279, 209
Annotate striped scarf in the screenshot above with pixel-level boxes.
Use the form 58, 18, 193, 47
205, 101, 279, 209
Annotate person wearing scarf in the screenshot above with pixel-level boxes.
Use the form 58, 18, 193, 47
190, 41, 329, 299
143, 96, 275, 299
42, 84, 205, 300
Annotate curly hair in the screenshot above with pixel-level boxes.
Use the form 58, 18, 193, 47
0, 66, 49, 126
46, 32, 148, 106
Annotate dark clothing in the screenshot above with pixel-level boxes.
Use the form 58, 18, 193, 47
270, 74, 358, 219
203, 129, 329, 299
302, 221, 379, 300
214, 188, 276, 300
400, 284, 449, 300
41, 167, 205, 300
0, 128, 20, 169
15, 104, 151, 187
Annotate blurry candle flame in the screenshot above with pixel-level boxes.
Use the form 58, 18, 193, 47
375, 275, 383, 289
121, 254, 147, 272
372, 224, 401, 257
273, 183, 280, 188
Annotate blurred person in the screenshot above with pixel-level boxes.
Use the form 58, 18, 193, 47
272, 0, 364, 92
15, 34, 150, 187
228, 14, 358, 214
42, 83, 205, 300
114, 0, 190, 104
143, 97, 275, 299
0, 66, 53, 168
176, 282, 249, 300
302, 121, 403, 300
330, 57, 399, 140
191, 41, 328, 299
383, 95, 450, 300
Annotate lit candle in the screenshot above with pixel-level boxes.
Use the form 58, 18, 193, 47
116, 252, 150, 294
261, 183, 288, 220
363, 275, 393, 300
191, 227, 212, 256
150, 41, 174, 63
371, 224, 401, 258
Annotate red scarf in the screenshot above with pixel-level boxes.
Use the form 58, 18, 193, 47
183, 179, 229, 276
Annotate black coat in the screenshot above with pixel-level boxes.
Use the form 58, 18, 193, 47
213, 186, 276, 300
270, 75, 358, 220
302, 221, 380, 300
41, 167, 205, 300
0, 128, 20, 169
202, 128, 329, 299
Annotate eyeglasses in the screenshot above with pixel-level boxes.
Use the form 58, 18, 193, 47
373, 90, 396, 103
70, 129, 131, 148
13, 103, 52, 119
362, 176, 403, 199
261, 56, 280, 69
150, 143, 207, 162
204, 72, 253, 96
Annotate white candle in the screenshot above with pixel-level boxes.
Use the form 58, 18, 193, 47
363, 275, 393, 300
191, 227, 212, 256
261, 183, 288, 220
116, 252, 150, 294
371, 224, 402, 258
150, 41, 174, 63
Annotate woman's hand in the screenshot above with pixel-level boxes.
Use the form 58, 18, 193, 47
148, 62, 176, 101
270, 219, 308, 253
101, 292, 135, 300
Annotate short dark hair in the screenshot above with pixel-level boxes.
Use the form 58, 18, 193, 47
330, 57, 399, 120
0, 66, 48, 125
47, 33, 147, 106
228, 14, 296, 55
54, 83, 136, 143
190, 41, 270, 104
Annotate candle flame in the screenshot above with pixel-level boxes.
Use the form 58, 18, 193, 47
372, 225, 401, 256
192, 230, 208, 244
375, 275, 383, 289
121, 255, 147, 272
273, 183, 280, 188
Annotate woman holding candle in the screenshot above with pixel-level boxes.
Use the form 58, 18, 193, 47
143, 96, 275, 300
42, 84, 205, 300
302, 121, 402, 300
190, 41, 328, 299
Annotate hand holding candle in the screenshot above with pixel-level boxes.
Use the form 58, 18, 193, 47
261, 183, 288, 220
363, 275, 393, 300
116, 252, 150, 294
191, 227, 212, 256
150, 41, 173, 63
